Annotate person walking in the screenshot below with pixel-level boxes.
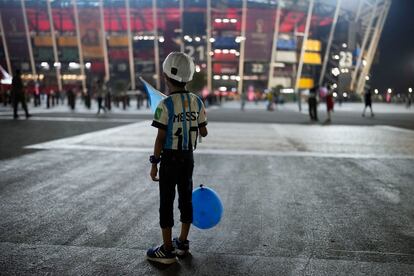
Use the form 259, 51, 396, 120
362, 88, 374, 117
95, 79, 107, 114
325, 87, 334, 123
308, 86, 318, 121
147, 52, 208, 265
11, 70, 31, 119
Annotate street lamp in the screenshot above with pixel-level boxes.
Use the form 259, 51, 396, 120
374, 89, 379, 94
409, 88, 413, 93
387, 88, 392, 94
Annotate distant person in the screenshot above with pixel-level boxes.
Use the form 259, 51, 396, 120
267, 91, 274, 111
241, 91, 246, 111
362, 88, 374, 117
95, 79, 107, 114
325, 87, 334, 122
147, 52, 208, 264
406, 93, 412, 108
308, 86, 318, 121
34, 81, 41, 107
11, 69, 31, 119
67, 88, 76, 111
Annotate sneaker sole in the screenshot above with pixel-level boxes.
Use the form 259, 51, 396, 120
146, 255, 177, 264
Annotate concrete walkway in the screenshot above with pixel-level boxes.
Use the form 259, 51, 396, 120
1, 121, 413, 275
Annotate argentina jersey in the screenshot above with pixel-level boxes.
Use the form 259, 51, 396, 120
151, 91, 207, 151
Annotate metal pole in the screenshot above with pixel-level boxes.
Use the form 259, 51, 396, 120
72, 0, 87, 93
206, 0, 212, 93
180, 0, 184, 52
46, 0, 62, 92
21, 0, 36, 78
0, 12, 12, 75
350, 0, 377, 91
319, 0, 342, 86
125, 0, 135, 90
355, 0, 365, 21
152, 0, 161, 90
99, 0, 110, 82
294, 0, 314, 92
267, 1, 282, 90
356, 0, 390, 94
237, 0, 247, 96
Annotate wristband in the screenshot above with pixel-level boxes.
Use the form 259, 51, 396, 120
149, 155, 160, 164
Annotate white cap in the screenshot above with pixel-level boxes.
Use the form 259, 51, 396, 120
162, 52, 195, 82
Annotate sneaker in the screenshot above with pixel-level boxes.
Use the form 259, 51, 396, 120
173, 237, 190, 256
146, 245, 176, 264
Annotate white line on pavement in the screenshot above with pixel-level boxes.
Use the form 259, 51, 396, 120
26, 143, 414, 159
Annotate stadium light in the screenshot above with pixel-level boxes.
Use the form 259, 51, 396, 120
40, 62, 50, 70
331, 68, 340, 76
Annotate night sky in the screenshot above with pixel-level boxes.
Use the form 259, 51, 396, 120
371, 0, 414, 94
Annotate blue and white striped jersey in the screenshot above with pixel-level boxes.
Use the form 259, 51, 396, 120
151, 91, 207, 151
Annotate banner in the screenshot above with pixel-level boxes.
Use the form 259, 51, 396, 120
303, 53, 321, 65
244, 8, 275, 61
58, 37, 78, 47
78, 9, 104, 58
304, 40, 321, 52
108, 36, 129, 47
34, 36, 53, 47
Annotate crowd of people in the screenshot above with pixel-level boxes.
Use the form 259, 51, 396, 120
0, 70, 150, 118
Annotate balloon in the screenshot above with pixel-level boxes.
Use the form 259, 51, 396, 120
139, 77, 167, 113
192, 185, 223, 229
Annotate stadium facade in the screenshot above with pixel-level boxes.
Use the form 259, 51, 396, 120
0, 0, 391, 99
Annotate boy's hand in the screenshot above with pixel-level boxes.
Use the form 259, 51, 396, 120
150, 164, 159, 181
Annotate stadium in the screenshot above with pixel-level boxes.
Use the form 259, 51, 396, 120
0, 0, 391, 101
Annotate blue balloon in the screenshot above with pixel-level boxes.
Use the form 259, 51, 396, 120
192, 185, 223, 229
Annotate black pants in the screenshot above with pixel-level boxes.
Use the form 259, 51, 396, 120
97, 97, 106, 114
13, 96, 29, 117
159, 150, 194, 228
308, 98, 318, 120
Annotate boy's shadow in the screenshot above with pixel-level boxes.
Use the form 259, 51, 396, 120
147, 253, 194, 274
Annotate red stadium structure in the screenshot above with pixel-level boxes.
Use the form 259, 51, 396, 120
0, 0, 391, 102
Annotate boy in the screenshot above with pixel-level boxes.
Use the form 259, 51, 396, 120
147, 52, 208, 264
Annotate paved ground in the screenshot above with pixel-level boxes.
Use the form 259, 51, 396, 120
1, 101, 414, 275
